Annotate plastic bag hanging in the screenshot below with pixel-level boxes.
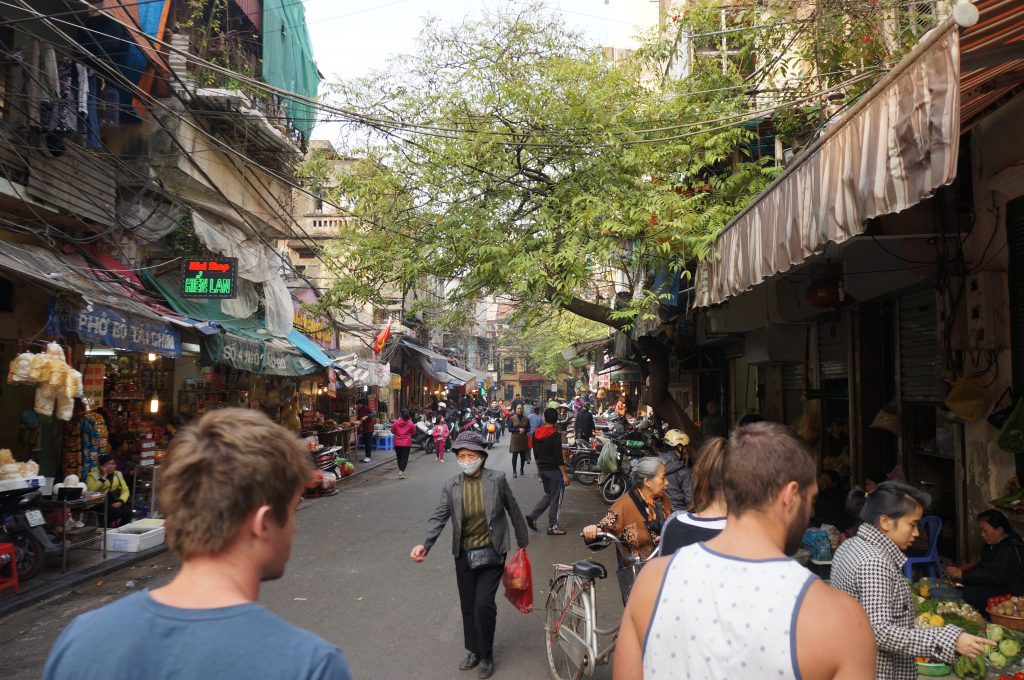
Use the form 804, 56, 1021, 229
502, 547, 533, 614
944, 375, 994, 422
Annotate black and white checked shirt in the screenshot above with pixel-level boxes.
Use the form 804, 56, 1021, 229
831, 523, 962, 680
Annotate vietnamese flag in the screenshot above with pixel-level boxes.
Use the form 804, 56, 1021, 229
373, 322, 391, 354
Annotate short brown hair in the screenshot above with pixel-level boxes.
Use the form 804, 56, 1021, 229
722, 422, 816, 516
161, 408, 311, 559
691, 437, 727, 513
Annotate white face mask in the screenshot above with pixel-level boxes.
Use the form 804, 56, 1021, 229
459, 458, 484, 475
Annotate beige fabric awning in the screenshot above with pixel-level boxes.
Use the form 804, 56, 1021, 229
695, 20, 961, 308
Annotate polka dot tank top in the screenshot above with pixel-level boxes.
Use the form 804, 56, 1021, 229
642, 542, 816, 680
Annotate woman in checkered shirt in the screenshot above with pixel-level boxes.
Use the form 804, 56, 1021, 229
831, 482, 995, 680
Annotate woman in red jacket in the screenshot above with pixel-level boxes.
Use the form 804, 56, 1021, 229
391, 409, 417, 479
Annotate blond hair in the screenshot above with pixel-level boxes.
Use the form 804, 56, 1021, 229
161, 408, 311, 559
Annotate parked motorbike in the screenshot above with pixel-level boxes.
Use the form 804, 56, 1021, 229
413, 415, 436, 456
563, 440, 600, 485
0, 486, 61, 582
597, 431, 658, 504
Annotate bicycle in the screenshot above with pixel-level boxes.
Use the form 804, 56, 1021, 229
543, 532, 660, 680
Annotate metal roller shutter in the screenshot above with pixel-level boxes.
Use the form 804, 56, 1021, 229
781, 363, 805, 391
818, 319, 848, 380
899, 290, 942, 402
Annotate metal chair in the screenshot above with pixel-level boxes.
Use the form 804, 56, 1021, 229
903, 515, 943, 580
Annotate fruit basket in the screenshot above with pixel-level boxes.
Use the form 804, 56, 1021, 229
989, 609, 1024, 632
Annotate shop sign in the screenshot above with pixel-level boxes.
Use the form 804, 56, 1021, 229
293, 312, 333, 346
264, 345, 317, 376
389, 374, 402, 390
598, 372, 611, 388
327, 367, 338, 397
610, 370, 641, 382
82, 363, 106, 407
50, 299, 181, 357
181, 258, 237, 299
202, 334, 262, 373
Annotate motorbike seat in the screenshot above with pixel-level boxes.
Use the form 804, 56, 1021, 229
573, 560, 607, 581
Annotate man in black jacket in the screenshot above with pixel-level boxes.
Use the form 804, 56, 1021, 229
574, 406, 595, 444
526, 408, 570, 535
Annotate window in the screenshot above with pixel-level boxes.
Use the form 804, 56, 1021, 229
503, 357, 517, 373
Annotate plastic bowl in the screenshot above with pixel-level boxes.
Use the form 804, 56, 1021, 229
916, 661, 952, 676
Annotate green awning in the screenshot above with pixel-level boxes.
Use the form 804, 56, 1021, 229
144, 271, 318, 376
262, 0, 320, 142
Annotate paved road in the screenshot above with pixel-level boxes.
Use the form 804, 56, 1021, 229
0, 438, 623, 679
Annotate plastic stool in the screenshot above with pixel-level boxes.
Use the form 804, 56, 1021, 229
904, 515, 943, 580
373, 434, 394, 450
0, 542, 19, 595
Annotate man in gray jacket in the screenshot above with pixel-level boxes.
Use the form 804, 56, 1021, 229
411, 431, 529, 679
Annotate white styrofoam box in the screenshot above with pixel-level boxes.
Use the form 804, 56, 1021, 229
0, 476, 45, 492
105, 518, 166, 553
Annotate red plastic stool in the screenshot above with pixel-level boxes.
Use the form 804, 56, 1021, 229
0, 542, 19, 595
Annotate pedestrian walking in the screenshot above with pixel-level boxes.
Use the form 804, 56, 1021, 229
410, 431, 530, 679
526, 408, 570, 535
613, 422, 877, 680
659, 436, 727, 557
433, 415, 450, 462
832, 482, 995, 680
357, 400, 376, 463
391, 409, 416, 479
526, 405, 542, 469
507, 404, 530, 477
44, 409, 352, 680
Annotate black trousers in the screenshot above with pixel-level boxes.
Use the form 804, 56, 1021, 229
454, 550, 505, 660
511, 451, 528, 474
105, 501, 133, 527
395, 445, 411, 472
362, 433, 373, 458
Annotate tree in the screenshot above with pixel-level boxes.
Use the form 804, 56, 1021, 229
502, 309, 608, 381
315, 1, 911, 440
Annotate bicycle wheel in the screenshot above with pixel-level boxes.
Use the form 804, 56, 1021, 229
545, 574, 589, 680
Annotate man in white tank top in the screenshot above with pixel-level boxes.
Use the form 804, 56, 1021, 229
614, 423, 877, 680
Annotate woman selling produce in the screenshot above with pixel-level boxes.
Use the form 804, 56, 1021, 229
832, 481, 995, 679
946, 509, 1024, 615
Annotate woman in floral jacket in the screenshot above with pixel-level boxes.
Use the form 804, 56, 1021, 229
583, 458, 672, 561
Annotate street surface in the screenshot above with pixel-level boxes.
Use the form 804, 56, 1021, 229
0, 438, 621, 679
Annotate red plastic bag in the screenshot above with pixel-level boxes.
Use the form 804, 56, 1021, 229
502, 547, 533, 613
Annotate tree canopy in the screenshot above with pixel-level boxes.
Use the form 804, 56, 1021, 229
314, 0, 920, 434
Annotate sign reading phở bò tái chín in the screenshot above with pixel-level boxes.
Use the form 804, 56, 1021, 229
181, 258, 238, 299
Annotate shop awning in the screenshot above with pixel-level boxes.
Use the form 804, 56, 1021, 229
446, 363, 478, 384
419, 356, 463, 385
287, 329, 332, 367
144, 271, 318, 375
960, 0, 1024, 129
695, 20, 961, 308
0, 242, 184, 357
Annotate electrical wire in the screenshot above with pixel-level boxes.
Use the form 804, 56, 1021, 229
13, 1, 898, 146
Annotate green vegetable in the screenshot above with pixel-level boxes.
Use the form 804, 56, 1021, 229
988, 650, 1007, 669
988, 624, 1007, 642
976, 654, 987, 678
999, 637, 1020, 657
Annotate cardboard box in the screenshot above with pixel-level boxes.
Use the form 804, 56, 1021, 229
105, 518, 166, 553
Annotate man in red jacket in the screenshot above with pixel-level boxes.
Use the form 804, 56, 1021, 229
525, 408, 571, 535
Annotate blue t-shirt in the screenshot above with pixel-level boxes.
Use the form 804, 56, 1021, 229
44, 591, 351, 680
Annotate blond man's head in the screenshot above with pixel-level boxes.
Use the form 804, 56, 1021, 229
161, 408, 311, 560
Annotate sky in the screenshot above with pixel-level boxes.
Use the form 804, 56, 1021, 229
301, 0, 617, 141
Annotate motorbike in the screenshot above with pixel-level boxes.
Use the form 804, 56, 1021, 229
413, 415, 436, 456
484, 417, 499, 448
0, 486, 62, 582
597, 430, 658, 504
563, 439, 601, 485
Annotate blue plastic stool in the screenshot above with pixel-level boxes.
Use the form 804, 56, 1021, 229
373, 434, 394, 450
904, 515, 943, 580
